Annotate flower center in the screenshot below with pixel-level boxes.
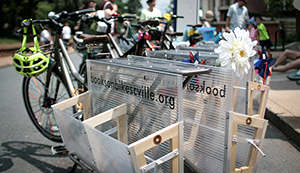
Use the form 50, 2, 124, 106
240, 50, 246, 57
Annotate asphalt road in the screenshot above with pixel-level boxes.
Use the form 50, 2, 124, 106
1, 53, 300, 172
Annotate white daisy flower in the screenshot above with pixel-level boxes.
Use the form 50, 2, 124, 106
214, 27, 257, 79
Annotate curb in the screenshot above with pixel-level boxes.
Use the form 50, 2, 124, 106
265, 108, 300, 147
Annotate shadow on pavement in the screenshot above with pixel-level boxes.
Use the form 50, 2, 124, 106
0, 141, 78, 172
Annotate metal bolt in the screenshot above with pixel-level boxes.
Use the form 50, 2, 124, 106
127, 151, 130, 155
224, 145, 228, 149
83, 130, 86, 134
226, 115, 229, 119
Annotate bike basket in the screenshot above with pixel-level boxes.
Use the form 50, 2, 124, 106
13, 19, 49, 77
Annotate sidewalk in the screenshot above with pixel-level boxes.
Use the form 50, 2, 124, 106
265, 51, 300, 146
1, 48, 300, 146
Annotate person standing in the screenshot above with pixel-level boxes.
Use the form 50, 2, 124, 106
140, 0, 163, 30
98, 0, 118, 18
62, 22, 72, 43
140, 0, 162, 20
247, 17, 258, 41
98, 0, 118, 34
40, 27, 53, 45
200, 10, 215, 28
225, 0, 249, 32
256, 16, 273, 57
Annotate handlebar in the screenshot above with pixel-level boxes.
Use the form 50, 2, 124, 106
68, 8, 95, 17
20, 8, 96, 28
171, 15, 184, 19
152, 14, 184, 21
91, 13, 137, 22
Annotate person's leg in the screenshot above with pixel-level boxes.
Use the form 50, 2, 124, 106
273, 49, 300, 71
267, 48, 271, 57
273, 58, 300, 72
266, 39, 273, 57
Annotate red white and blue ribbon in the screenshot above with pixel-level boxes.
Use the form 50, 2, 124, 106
253, 48, 275, 84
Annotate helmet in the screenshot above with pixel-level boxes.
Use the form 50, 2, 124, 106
13, 19, 49, 77
13, 47, 49, 77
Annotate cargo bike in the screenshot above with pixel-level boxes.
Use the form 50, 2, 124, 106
52, 50, 270, 172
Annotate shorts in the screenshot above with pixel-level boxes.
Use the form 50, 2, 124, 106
260, 39, 273, 49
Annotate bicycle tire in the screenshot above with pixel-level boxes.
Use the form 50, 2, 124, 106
79, 62, 87, 93
22, 70, 73, 142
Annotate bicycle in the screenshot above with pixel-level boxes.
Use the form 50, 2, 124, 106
156, 14, 185, 50
13, 10, 160, 142
12, 9, 108, 142
73, 14, 161, 84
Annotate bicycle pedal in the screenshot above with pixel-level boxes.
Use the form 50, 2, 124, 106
51, 144, 68, 155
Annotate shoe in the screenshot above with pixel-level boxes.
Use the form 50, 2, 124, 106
297, 80, 300, 85
287, 73, 300, 80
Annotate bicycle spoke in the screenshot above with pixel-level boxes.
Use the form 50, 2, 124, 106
33, 108, 42, 114
56, 93, 67, 103
28, 92, 39, 101
32, 78, 41, 94
48, 116, 53, 135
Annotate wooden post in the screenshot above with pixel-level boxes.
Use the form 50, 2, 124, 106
128, 123, 180, 173
229, 112, 268, 173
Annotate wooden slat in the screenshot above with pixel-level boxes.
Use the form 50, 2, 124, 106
128, 123, 180, 173
230, 112, 268, 173
53, 91, 90, 111
129, 123, 179, 155
83, 103, 126, 128
248, 81, 269, 118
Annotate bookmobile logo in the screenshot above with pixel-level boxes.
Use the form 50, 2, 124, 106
186, 81, 226, 98
91, 75, 176, 109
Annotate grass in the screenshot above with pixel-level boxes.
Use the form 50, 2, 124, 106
0, 30, 34, 45
0, 37, 23, 45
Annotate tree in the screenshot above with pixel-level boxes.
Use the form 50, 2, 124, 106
264, 0, 296, 19
0, 0, 144, 35
114, 0, 142, 16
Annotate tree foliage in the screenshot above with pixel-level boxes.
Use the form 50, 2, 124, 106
264, 0, 296, 18
0, 0, 143, 34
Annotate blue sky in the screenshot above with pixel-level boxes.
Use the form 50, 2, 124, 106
140, 0, 172, 15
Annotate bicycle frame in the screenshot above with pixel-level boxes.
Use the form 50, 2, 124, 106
43, 29, 85, 105
95, 16, 155, 58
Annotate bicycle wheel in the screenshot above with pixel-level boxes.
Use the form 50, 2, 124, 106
22, 70, 73, 142
78, 61, 88, 93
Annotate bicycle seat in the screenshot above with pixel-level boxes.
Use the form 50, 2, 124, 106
165, 32, 183, 37
79, 34, 110, 45
186, 24, 203, 28
138, 19, 160, 27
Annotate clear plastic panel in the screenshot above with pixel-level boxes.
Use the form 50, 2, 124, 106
87, 58, 184, 172
146, 49, 219, 66
178, 46, 217, 52
182, 65, 234, 172
52, 107, 98, 171
84, 123, 133, 172
85, 56, 260, 172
